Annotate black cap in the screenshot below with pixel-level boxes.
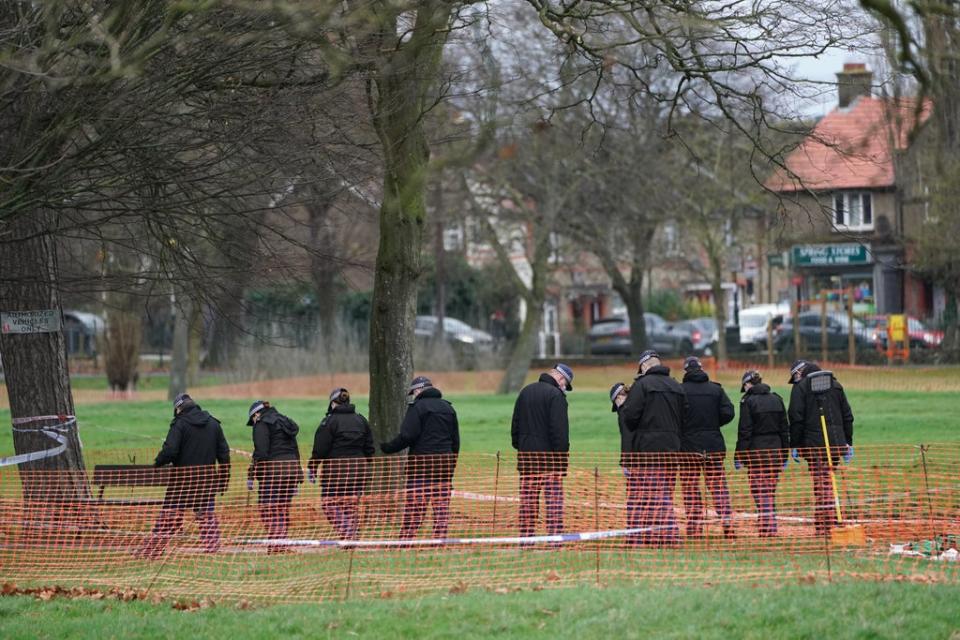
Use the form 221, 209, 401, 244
788, 360, 809, 384
741, 370, 761, 393
407, 376, 433, 395
247, 400, 267, 426
637, 350, 660, 368
173, 393, 192, 410
609, 382, 626, 412
329, 387, 348, 402
683, 356, 702, 373
554, 363, 574, 391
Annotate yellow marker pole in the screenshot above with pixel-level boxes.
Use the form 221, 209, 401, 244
819, 411, 844, 523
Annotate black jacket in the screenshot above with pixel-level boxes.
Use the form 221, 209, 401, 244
511, 374, 570, 474
680, 370, 735, 453
155, 404, 230, 469
788, 367, 854, 452
619, 365, 687, 458
252, 407, 301, 463
155, 404, 230, 505
308, 404, 375, 473
309, 404, 374, 496
250, 407, 302, 483
382, 388, 460, 455
736, 383, 789, 461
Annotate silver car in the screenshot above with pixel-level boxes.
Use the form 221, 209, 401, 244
414, 315, 494, 352
588, 313, 693, 356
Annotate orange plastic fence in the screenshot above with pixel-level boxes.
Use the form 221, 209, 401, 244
1, 445, 958, 602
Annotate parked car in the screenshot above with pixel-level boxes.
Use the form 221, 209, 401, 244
861, 315, 944, 349
737, 304, 791, 348
414, 316, 494, 353
675, 317, 719, 356
767, 311, 870, 353
588, 313, 693, 356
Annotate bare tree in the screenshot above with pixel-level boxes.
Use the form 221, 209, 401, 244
670, 126, 768, 364
461, 117, 587, 393
1, 2, 353, 476
866, 0, 960, 355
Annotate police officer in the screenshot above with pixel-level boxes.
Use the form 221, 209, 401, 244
620, 350, 687, 546
248, 400, 304, 553
610, 382, 629, 438
511, 364, 572, 538
308, 388, 375, 540
786, 360, 854, 536
136, 393, 230, 559
734, 370, 789, 537
679, 356, 736, 539
381, 376, 460, 540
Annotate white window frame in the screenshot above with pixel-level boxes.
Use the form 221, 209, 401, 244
832, 192, 874, 231
662, 221, 680, 257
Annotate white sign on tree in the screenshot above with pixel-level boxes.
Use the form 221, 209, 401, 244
1, 310, 61, 334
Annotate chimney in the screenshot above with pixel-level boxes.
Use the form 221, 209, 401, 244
836, 63, 873, 108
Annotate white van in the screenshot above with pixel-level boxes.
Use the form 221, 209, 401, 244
738, 304, 790, 346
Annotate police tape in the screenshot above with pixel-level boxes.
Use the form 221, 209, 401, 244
0, 415, 75, 468
242, 525, 670, 549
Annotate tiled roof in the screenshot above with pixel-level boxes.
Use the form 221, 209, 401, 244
765, 96, 931, 193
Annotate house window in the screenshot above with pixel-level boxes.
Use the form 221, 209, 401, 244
832, 192, 873, 230
663, 221, 680, 256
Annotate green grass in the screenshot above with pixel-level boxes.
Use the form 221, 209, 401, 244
1, 582, 959, 639
2, 386, 958, 636
1, 387, 956, 457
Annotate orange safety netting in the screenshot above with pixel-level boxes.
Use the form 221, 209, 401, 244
1, 445, 958, 602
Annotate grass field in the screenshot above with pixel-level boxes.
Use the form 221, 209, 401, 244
1, 387, 956, 457
1, 581, 959, 639
1, 369, 959, 638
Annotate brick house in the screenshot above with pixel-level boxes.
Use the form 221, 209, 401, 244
765, 63, 935, 318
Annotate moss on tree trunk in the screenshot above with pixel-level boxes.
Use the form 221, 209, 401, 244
366, 0, 453, 444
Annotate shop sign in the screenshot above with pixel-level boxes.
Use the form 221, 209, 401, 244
767, 252, 788, 268
791, 243, 871, 267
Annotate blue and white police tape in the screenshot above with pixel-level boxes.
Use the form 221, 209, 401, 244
242, 525, 673, 549
0, 415, 75, 468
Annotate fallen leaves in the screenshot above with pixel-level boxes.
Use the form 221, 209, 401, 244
171, 598, 215, 611
0, 583, 212, 609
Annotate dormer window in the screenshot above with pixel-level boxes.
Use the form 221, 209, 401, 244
833, 192, 873, 231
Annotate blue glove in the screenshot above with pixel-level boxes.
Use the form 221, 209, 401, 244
843, 445, 854, 464
246, 479, 254, 491
308, 469, 317, 484
733, 459, 743, 471
791, 448, 801, 463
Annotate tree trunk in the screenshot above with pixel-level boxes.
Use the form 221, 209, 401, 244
168, 298, 190, 401
366, 0, 453, 446
433, 217, 447, 344
622, 277, 648, 355
710, 270, 728, 365
307, 198, 340, 349
498, 298, 543, 394
944, 288, 960, 357
187, 302, 202, 387
368, 158, 426, 444
204, 286, 245, 369
205, 219, 260, 369
0, 213, 89, 501
102, 306, 142, 393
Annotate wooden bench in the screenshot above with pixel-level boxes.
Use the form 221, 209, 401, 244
92, 464, 170, 506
